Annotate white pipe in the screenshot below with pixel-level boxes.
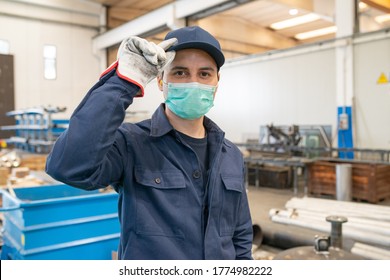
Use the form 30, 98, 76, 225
0, 0, 101, 28
351, 247, 390, 260
270, 213, 390, 248
285, 197, 390, 221
270, 197, 390, 249
6, 0, 102, 15
353, 242, 390, 258
294, 209, 390, 236
268, 208, 294, 219
270, 214, 330, 233
295, 197, 390, 214
287, 197, 390, 214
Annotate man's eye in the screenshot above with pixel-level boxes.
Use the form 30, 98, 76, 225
200, 72, 211, 78
174, 71, 186, 76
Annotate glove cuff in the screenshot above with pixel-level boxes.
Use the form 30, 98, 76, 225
116, 69, 144, 97
100, 60, 144, 97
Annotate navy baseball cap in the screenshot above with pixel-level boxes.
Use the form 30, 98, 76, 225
165, 26, 225, 70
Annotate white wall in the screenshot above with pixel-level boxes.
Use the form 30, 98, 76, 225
0, 15, 102, 119
353, 37, 390, 149
209, 48, 337, 143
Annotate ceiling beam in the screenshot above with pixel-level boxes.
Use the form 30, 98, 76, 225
108, 7, 148, 19
218, 38, 273, 56
199, 15, 298, 51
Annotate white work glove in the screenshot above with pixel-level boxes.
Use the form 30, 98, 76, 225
116, 36, 177, 97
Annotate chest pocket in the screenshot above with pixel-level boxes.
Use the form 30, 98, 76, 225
134, 167, 186, 238
219, 174, 243, 236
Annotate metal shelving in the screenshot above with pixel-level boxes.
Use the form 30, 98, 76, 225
0, 106, 69, 154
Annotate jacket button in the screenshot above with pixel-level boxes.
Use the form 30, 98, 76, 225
192, 170, 201, 179
154, 178, 161, 184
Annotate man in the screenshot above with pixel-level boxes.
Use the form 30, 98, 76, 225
46, 26, 253, 260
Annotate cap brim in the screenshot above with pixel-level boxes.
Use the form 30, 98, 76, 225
168, 41, 225, 69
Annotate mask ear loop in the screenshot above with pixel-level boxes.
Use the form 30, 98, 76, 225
162, 80, 169, 100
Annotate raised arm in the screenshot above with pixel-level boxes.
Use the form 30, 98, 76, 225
45, 37, 177, 190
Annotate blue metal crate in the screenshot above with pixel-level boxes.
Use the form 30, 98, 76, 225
0, 184, 120, 260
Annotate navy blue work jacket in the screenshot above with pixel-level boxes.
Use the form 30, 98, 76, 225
46, 69, 253, 260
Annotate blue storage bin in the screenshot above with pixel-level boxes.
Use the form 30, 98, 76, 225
0, 184, 120, 260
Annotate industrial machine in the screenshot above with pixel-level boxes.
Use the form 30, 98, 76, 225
0, 106, 69, 154
259, 124, 332, 157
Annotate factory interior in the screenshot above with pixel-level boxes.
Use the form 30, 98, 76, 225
1, 0, 390, 262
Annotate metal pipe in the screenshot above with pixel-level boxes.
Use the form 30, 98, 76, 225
270, 213, 390, 248
252, 224, 263, 250
285, 197, 390, 221
351, 242, 390, 260
326, 216, 348, 249
351, 246, 390, 260
336, 164, 352, 201
260, 223, 314, 250
292, 209, 390, 236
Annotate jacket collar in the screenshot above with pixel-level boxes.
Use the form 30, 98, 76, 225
150, 104, 174, 137
150, 104, 227, 145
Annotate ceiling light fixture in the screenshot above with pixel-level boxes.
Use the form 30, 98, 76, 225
270, 13, 321, 30
375, 14, 390, 24
295, 26, 337, 40
358, 2, 368, 10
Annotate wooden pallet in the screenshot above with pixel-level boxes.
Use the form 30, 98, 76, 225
307, 160, 390, 203
19, 154, 47, 171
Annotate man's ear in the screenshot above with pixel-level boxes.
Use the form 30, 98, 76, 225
157, 75, 163, 91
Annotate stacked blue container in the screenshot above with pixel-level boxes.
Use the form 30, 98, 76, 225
0, 184, 120, 260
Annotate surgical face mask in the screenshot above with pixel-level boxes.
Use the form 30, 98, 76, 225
163, 82, 217, 120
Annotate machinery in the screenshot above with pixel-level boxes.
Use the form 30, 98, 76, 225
259, 124, 332, 157
0, 106, 69, 154
266, 124, 302, 150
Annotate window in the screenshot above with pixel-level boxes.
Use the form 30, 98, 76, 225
0, 39, 10, 54
43, 45, 57, 80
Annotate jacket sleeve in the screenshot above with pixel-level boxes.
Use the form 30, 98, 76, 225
45, 69, 140, 190
233, 165, 253, 260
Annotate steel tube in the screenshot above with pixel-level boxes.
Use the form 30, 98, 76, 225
351, 246, 390, 260
336, 164, 352, 201
270, 213, 390, 248
351, 242, 390, 260
326, 216, 348, 249
285, 197, 390, 221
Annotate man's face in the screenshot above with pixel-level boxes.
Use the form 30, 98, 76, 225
158, 48, 219, 89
